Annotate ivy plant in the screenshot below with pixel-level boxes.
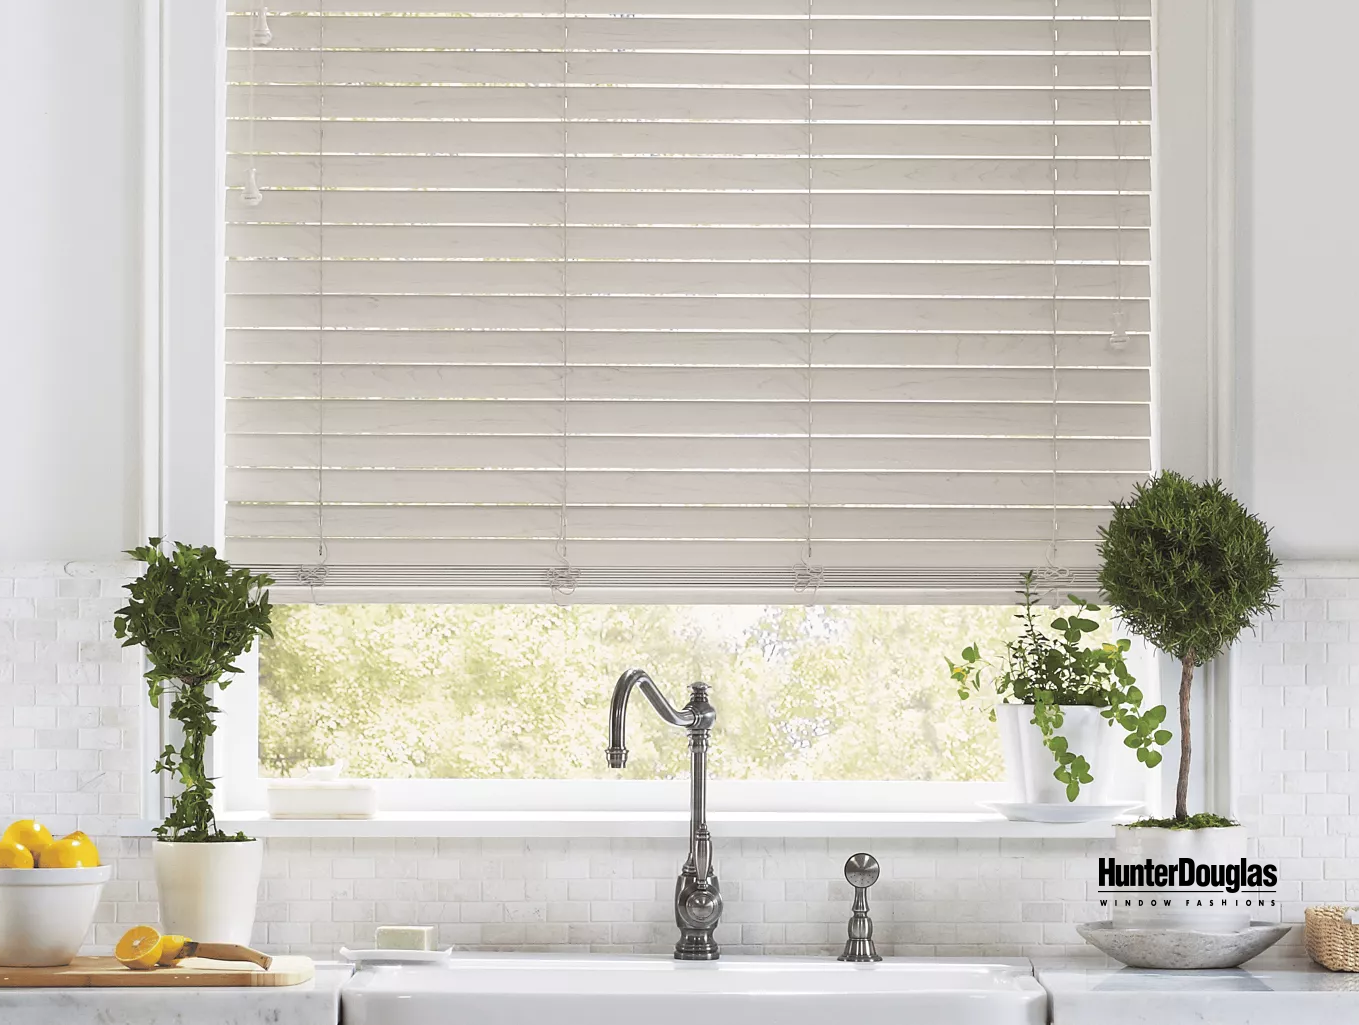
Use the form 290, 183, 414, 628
1099, 472, 1280, 823
947, 572, 1171, 802
114, 539, 274, 842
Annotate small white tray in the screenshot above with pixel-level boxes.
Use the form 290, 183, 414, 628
980, 800, 1144, 824
340, 947, 453, 965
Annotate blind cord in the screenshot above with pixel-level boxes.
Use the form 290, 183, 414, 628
1042, 0, 1069, 596
794, 0, 820, 599
550, 0, 576, 598
1110, 0, 1128, 350
310, 8, 329, 587
241, 5, 269, 206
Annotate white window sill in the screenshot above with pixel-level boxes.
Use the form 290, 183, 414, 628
118, 811, 1121, 840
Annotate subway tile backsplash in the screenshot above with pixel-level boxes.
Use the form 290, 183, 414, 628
3, 560, 1356, 961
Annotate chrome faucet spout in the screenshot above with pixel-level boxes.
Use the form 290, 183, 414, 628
605, 668, 722, 960
606, 668, 695, 768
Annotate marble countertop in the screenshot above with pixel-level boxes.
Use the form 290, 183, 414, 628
1037, 960, 1359, 1024
0, 962, 350, 1025
5, 957, 1359, 1025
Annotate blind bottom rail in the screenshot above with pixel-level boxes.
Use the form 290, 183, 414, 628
252, 563, 1098, 599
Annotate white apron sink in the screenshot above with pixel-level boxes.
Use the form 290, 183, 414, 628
341, 954, 1046, 1025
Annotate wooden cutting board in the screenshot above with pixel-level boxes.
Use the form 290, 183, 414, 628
0, 955, 314, 987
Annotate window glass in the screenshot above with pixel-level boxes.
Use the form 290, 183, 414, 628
258, 602, 1116, 782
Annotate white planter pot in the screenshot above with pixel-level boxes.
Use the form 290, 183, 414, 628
153, 839, 263, 945
997, 704, 1122, 805
1109, 825, 1250, 931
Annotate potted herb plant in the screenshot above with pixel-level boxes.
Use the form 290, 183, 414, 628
1097, 472, 1280, 932
949, 572, 1170, 813
115, 539, 273, 945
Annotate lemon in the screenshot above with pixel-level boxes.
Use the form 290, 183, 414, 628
37, 833, 100, 868
2, 820, 53, 860
115, 925, 164, 970
0, 840, 33, 869
156, 934, 190, 966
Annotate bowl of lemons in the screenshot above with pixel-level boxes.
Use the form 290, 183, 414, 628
0, 819, 110, 967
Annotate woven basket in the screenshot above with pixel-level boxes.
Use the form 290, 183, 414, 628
1305, 906, 1359, 971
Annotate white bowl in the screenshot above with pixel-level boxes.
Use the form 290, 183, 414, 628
0, 865, 112, 967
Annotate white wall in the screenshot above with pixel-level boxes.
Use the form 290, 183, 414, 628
0, 2, 146, 563
1237, 0, 1359, 559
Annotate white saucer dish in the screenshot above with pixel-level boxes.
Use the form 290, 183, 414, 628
341, 947, 454, 965
981, 801, 1144, 824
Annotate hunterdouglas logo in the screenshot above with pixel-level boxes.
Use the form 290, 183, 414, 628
1098, 857, 1278, 894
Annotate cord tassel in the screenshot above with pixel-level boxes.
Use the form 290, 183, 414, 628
242, 167, 263, 207
252, 6, 273, 46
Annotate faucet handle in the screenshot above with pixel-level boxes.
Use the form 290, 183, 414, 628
838, 852, 882, 963
694, 831, 713, 882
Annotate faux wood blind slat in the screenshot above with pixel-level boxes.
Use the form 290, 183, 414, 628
224, 0, 1153, 597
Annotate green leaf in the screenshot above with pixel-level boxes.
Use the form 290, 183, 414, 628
1153, 730, 1173, 745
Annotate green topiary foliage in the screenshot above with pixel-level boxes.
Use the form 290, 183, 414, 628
114, 539, 274, 842
1098, 472, 1280, 822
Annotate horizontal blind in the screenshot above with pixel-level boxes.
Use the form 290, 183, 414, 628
224, 0, 1153, 600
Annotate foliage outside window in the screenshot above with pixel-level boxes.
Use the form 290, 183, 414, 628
258, 602, 1118, 784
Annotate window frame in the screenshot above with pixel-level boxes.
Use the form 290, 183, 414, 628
141, 0, 1235, 831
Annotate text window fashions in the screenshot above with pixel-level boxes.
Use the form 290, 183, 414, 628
224, 0, 1153, 602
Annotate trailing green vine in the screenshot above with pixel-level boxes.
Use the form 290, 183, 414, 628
947, 572, 1171, 802
114, 539, 274, 842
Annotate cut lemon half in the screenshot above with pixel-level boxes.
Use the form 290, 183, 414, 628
0, 840, 33, 869
1, 820, 53, 860
115, 925, 164, 970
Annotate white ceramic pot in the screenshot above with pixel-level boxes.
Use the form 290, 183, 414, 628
0, 865, 112, 966
1109, 825, 1250, 931
153, 839, 263, 945
997, 704, 1121, 805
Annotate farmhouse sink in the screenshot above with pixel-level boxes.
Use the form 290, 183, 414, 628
341, 954, 1046, 1025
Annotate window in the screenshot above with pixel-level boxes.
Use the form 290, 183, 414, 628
217, 597, 1155, 815
217, 0, 1157, 817
257, 602, 1114, 782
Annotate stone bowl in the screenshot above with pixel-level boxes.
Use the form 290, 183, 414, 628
1076, 921, 1293, 969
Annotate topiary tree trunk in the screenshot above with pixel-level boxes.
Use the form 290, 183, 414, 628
1175, 652, 1194, 821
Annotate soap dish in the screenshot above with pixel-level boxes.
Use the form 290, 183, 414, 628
340, 946, 453, 965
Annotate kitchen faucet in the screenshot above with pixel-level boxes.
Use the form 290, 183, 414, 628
606, 668, 721, 960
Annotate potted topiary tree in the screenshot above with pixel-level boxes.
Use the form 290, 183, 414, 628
115, 539, 273, 945
1096, 472, 1280, 933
